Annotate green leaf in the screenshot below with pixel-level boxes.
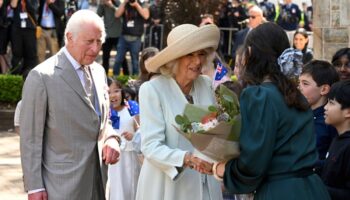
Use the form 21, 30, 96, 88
222, 94, 233, 102
208, 105, 218, 112
175, 115, 185, 125
183, 104, 211, 122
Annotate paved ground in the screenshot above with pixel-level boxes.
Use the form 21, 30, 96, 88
0, 131, 26, 200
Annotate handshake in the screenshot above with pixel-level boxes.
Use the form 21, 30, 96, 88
184, 152, 213, 175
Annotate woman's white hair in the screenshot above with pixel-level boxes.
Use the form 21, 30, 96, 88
159, 48, 216, 77
64, 10, 106, 44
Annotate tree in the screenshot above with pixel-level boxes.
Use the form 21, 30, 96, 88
159, 0, 222, 39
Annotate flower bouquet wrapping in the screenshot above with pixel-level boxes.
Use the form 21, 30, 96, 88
175, 84, 241, 162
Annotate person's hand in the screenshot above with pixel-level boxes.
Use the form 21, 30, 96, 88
184, 153, 213, 174
121, 131, 133, 141
46, 0, 54, 5
128, 0, 138, 7
104, 0, 113, 7
191, 157, 214, 174
102, 137, 120, 164
216, 162, 225, 177
28, 191, 48, 200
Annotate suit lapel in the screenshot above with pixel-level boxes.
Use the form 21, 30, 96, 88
56, 51, 94, 109
90, 66, 104, 114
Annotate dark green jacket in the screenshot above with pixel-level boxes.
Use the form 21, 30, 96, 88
224, 82, 330, 200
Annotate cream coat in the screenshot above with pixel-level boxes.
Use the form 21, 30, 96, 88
136, 75, 223, 200
20, 49, 115, 200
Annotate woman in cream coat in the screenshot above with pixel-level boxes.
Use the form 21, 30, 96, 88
136, 24, 223, 200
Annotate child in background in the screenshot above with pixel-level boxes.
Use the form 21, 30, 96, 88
321, 80, 350, 199
107, 78, 141, 200
298, 60, 339, 169
331, 48, 350, 81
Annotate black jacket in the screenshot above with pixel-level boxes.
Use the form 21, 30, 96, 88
321, 131, 350, 200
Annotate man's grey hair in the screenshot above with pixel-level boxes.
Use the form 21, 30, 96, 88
64, 10, 106, 44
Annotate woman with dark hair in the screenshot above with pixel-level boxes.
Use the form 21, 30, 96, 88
331, 47, 350, 81
212, 23, 330, 200
293, 28, 313, 64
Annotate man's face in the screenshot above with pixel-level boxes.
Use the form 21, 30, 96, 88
248, 10, 263, 29
66, 22, 103, 65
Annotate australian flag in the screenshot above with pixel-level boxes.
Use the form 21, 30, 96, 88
110, 109, 120, 129
125, 100, 140, 116
214, 61, 228, 81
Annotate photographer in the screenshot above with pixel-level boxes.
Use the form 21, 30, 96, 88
114, 0, 149, 76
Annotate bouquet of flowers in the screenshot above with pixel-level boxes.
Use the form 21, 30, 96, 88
175, 84, 241, 162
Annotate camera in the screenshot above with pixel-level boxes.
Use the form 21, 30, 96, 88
129, 0, 135, 3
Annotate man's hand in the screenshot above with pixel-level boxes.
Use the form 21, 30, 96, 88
102, 137, 120, 164
28, 191, 48, 200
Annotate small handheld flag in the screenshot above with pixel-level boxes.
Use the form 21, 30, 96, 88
214, 61, 228, 81
124, 100, 140, 117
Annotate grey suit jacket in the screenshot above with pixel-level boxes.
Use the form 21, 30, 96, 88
20, 49, 115, 200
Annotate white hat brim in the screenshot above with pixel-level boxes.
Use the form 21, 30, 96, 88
145, 24, 220, 73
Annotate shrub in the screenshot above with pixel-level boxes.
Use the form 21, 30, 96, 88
0, 75, 23, 103
114, 75, 138, 86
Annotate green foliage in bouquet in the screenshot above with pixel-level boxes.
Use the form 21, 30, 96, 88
211, 83, 240, 124
175, 104, 211, 133
175, 84, 240, 140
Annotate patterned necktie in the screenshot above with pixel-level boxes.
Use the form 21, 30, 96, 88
81, 65, 95, 106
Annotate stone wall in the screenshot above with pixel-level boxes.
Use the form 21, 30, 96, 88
313, 0, 350, 61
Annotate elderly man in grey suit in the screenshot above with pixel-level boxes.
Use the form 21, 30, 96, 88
20, 10, 121, 200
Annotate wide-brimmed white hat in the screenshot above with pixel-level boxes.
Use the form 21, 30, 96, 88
145, 24, 220, 73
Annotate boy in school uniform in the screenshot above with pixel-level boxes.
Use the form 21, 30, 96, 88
321, 80, 350, 200
299, 60, 339, 166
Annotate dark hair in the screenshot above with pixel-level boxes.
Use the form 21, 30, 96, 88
123, 85, 137, 101
301, 60, 339, 87
293, 28, 309, 53
331, 48, 350, 64
107, 77, 126, 106
139, 47, 159, 83
240, 22, 308, 111
327, 80, 350, 109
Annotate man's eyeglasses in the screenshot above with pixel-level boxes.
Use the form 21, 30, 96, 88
333, 62, 350, 69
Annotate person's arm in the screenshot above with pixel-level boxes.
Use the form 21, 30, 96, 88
0, 0, 4, 8
220, 86, 278, 193
47, 0, 65, 18
130, 1, 149, 20
115, 0, 126, 18
139, 82, 187, 179
20, 70, 47, 193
